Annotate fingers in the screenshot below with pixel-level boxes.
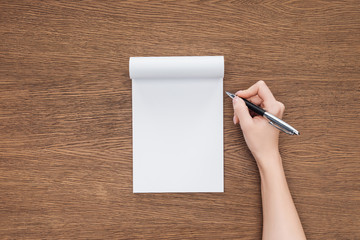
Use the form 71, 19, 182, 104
233, 115, 239, 124
247, 95, 263, 106
232, 81, 285, 124
236, 80, 276, 104
274, 101, 285, 118
233, 96, 253, 128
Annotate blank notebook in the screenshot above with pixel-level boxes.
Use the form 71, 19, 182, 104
130, 56, 224, 193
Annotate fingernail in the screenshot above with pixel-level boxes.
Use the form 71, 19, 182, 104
233, 116, 236, 124
233, 96, 239, 102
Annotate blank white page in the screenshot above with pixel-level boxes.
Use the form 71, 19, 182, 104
130, 56, 224, 193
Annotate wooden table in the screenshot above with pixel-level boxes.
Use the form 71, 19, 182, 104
1, 1, 359, 239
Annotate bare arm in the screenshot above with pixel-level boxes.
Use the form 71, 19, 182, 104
258, 154, 306, 240
232, 80, 306, 240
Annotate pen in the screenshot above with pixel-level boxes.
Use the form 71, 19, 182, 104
225, 91, 300, 135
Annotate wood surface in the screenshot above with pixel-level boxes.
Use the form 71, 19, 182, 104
1, 0, 359, 239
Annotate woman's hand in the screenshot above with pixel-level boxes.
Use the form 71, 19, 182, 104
232, 80, 285, 169
233, 81, 306, 240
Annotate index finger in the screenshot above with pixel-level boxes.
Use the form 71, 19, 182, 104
236, 80, 276, 104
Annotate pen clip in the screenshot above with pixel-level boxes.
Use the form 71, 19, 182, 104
269, 121, 294, 135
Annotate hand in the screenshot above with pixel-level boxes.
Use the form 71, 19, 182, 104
232, 80, 285, 169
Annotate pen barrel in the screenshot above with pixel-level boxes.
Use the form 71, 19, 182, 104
264, 112, 298, 135
242, 98, 265, 116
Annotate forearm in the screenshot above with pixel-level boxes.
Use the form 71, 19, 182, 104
257, 154, 306, 240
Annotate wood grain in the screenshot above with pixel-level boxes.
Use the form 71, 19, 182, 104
0, 0, 359, 239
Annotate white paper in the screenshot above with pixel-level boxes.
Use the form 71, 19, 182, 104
130, 56, 224, 193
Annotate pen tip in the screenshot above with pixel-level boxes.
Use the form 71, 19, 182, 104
225, 91, 233, 98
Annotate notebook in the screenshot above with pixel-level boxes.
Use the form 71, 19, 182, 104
130, 56, 224, 193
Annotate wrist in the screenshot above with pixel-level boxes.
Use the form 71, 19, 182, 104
254, 151, 283, 177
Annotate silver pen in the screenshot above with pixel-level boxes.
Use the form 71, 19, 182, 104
226, 91, 300, 135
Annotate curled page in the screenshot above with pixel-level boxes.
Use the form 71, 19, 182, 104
130, 56, 224, 193
129, 56, 224, 79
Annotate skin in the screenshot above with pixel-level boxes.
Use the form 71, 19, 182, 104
232, 80, 306, 240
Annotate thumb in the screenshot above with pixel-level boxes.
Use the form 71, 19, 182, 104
233, 96, 253, 128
